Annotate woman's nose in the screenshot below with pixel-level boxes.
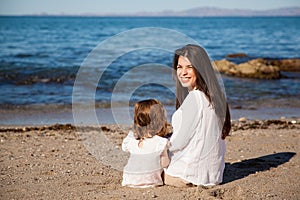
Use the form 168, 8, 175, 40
182, 67, 188, 75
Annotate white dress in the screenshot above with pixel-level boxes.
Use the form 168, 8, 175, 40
165, 90, 226, 186
122, 131, 168, 188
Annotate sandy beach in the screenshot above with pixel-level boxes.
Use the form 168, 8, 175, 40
1, 13, 300, 200
0, 119, 299, 200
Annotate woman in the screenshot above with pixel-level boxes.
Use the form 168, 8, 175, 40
164, 44, 231, 187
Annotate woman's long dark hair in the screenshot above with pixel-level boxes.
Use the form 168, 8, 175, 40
173, 44, 231, 139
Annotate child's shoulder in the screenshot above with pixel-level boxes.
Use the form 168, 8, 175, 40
127, 130, 135, 138
153, 135, 168, 141
152, 135, 169, 148
123, 131, 136, 144
123, 131, 136, 142
122, 131, 138, 150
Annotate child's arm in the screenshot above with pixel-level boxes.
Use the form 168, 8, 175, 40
160, 142, 170, 168
122, 131, 135, 152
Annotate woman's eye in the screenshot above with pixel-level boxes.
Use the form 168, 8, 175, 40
177, 65, 182, 69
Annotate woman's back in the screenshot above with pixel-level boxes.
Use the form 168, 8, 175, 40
166, 90, 225, 186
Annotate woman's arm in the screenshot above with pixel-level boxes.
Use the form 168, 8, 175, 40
169, 91, 203, 152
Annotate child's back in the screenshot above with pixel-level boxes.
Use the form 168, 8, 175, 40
121, 99, 170, 188
122, 131, 168, 188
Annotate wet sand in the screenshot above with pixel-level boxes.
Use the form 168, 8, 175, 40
1, 104, 300, 126
0, 120, 299, 199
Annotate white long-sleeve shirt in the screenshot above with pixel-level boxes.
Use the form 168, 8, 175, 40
122, 131, 169, 188
165, 90, 225, 186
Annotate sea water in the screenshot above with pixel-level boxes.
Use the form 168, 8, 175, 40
0, 16, 299, 124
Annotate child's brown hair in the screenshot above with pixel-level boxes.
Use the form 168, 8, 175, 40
133, 99, 168, 141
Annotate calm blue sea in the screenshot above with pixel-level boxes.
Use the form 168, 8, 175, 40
0, 16, 300, 118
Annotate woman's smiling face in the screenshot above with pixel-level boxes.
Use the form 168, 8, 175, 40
176, 56, 196, 91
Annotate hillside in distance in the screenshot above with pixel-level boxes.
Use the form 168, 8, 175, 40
109, 6, 300, 17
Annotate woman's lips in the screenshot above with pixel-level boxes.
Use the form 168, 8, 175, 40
180, 77, 191, 83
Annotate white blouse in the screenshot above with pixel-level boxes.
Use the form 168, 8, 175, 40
165, 90, 226, 186
122, 131, 168, 188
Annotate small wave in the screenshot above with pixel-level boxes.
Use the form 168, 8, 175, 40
14, 74, 76, 85
14, 52, 50, 59
0, 64, 78, 85
14, 53, 34, 58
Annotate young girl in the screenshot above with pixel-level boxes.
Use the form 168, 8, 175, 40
121, 99, 170, 188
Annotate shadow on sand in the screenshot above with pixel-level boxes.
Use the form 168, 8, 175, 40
223, 152, 296, 184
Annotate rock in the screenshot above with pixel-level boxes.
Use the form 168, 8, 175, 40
213, 59, 237, 75
291, 120, 297, 124
214, 59, 280, 79
237, 59, 280, 79
265, 58, 300, 72
239, 117, 247, 123
226, 53, 248, 58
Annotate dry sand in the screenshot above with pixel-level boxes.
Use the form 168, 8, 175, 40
0, 120, 299, 200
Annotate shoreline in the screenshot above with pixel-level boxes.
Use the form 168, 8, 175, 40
0, 118, 298, 133
1, 104, 300, 126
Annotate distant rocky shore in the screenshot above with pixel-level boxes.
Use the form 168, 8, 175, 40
214, 54, 300, 79
231, 117, 299, 132
0, 117, 299, 134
